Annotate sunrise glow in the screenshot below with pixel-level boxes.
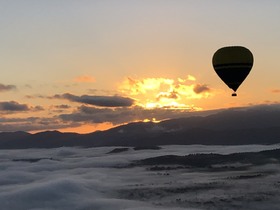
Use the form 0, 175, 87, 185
119, 77, 211, 110
1, 1, 280, 134
2, 2, 280, 209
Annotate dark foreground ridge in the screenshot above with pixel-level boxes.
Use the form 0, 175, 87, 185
1, 105, 280, 149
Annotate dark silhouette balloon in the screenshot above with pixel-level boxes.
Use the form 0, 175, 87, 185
212, 46, 253, 96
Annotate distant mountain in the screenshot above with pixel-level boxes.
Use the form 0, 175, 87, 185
1, 105, 280, 149
135, 148, 280, 169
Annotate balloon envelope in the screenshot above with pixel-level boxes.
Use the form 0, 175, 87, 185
212, 46, 253, 95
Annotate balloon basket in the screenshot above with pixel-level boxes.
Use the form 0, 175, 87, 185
232, 93, 237, 97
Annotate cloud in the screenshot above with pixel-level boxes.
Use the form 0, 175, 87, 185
0, 101, 29, 112
87, 89, 115, 95
0, 84, 16, 92
25, 94, 46, 99
121, 77, 174, 95
193, 84, 210, 94
0, 116, 79, 132
54, 93, 135, 107
186, 75, 196, 81
0, 117, 34, 123
119, 77, 212, 109
156, 90, 178, 100
24, 84, 32, 89
33, 106, 44, 111
0, 101, 44, 114
54, 104, 71, 109
59, 105, 199, 125
2, 103, 279, 133
58, 103, 280, 128
74, 75, 95, 83
48, 104, 72, 114
271, 89, 280, 93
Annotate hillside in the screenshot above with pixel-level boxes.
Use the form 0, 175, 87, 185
1, 105, 280, 149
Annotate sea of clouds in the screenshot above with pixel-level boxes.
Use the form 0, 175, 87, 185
1, 144, 280, 210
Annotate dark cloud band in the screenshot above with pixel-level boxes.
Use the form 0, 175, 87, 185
59, 105, 196, 125
0, 101, 29, 111
0, 101, 44, 113
55, 93, 134, 107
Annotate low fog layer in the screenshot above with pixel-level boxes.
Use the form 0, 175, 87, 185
1, 144, 280, 210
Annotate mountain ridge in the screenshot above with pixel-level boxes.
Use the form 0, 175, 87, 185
1, 106, 280, 149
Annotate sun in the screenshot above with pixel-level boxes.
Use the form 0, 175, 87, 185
118, 76, 211, 110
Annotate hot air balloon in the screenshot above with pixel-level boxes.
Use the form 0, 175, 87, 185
212, 46, 253, 96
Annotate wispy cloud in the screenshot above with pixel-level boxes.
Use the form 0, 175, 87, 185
271, 89, 280, 93
0, 84, 16, 92
73, 75, 95, 83
25, 94, 46, 99
54, 104, 71, 109
87, 89, 115, 95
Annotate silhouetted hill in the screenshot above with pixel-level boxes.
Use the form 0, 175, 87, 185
0, 131, 31, 145
1, 105, 280, 149
107, 148, 130, 154
135, 148, 280, 169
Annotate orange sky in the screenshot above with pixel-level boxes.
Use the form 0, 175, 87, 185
1, 1, 280, 133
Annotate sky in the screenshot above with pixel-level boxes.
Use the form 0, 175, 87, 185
1, 0, 280, 133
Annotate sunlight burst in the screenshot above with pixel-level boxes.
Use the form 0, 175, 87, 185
119, 76, 211, 110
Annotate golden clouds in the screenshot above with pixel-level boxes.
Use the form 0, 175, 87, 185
119, 76, 211, 110
121, 77, 174, 95
186, 75, 196, 81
